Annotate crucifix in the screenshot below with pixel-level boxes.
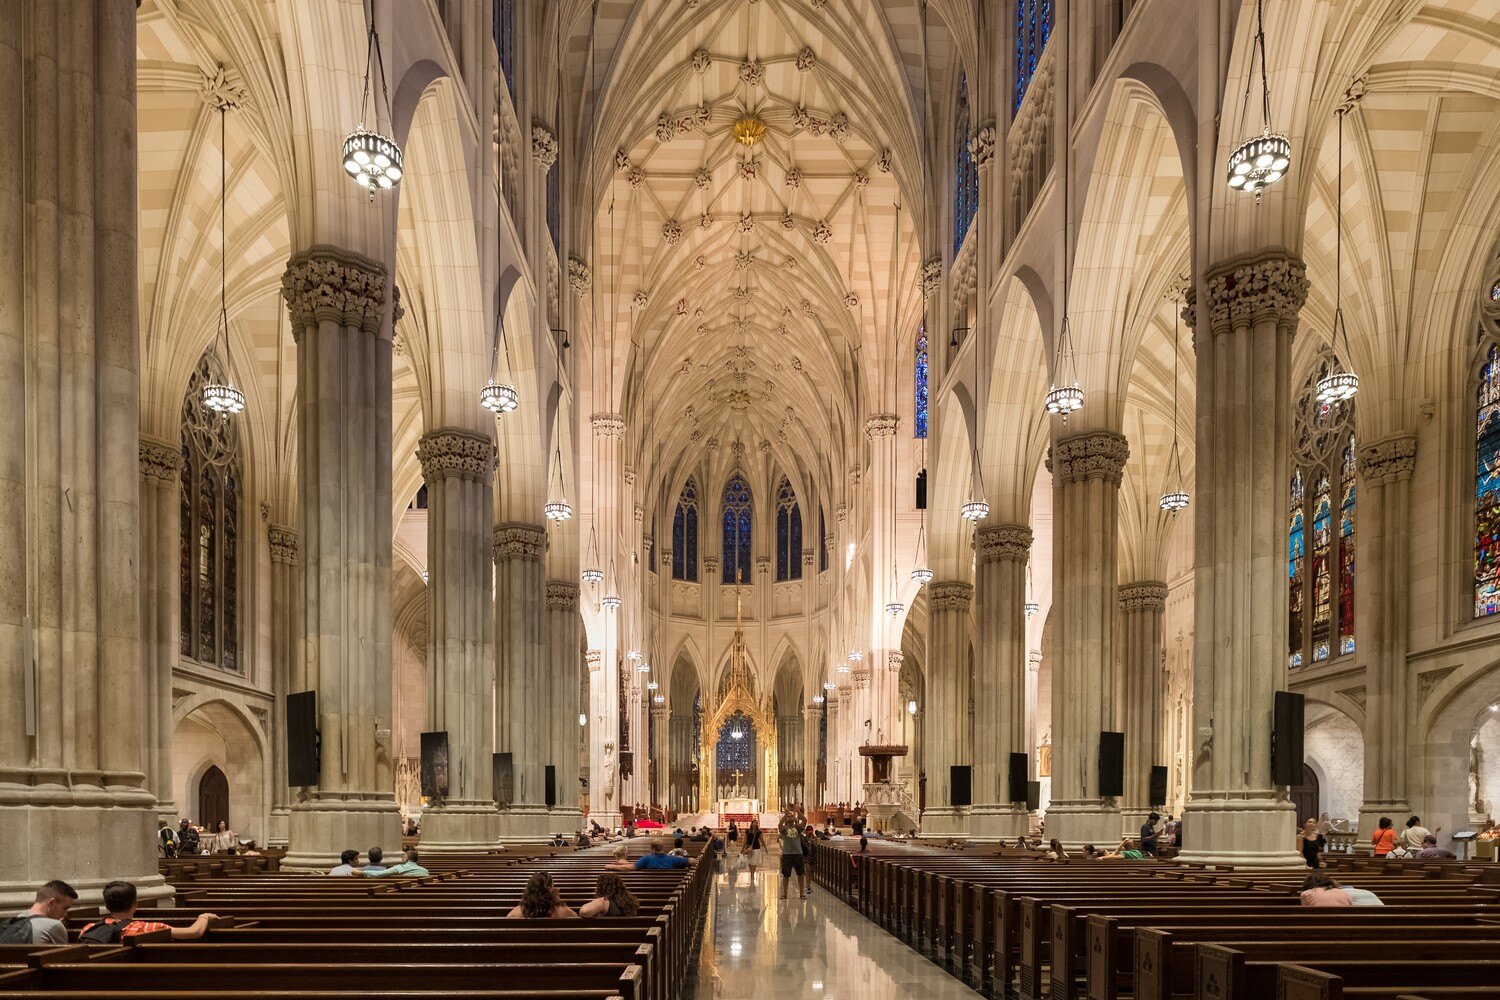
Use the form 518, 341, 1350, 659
730, 769, 746, 797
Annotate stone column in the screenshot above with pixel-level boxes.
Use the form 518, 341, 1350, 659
864, 415, 902, 748
545, 581, 583, 831
650, 704, 670, 808
1179, 250, 1308, 867
923, 581, 973, 836
281, 246, 399, 866
415, 429, 497, 849
267, 525, 300, 846
0, 0, 166, 905
1118, 581, 1168, 835
589, 413, 624, 828
1026, 650, 1042, 779
138, 439, 183, 826
804, 704, 822, 807
492, 521, 548, 841
970, 526, 1031, 840
1046, 431, 1129, 849
1356, 433, 1417, 833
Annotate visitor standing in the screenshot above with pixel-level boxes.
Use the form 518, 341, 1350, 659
777, 812, 808, 899
744, 819, 765, 882
725, 821, 742, 875
1140, 812, 1160, 856
1371, 817, 1398, 858
1297, 818, 1327, 868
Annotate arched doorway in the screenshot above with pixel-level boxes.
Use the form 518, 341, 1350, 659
1290, 763, 1320, 827
198, 765, 230, 832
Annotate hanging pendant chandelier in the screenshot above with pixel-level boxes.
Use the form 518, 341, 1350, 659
1044, 317, 1084, 418
823, 680, 837, 691
885, 600, 905, 617
653, 693, 666, 704
1225, 0, 1290, 201
581, 527, 605, 584
1160, 287, 1191, 511
480, 379, 518, 414
1024, 560, 1039, 619
601, 593, 622, 610
911, 508, 933, 584
203, 100, 245, 416
1317, 93, 1361, 405
343, 0, 403, 197
848, 649, 863, 663
960, 496, 990, 521
543, 439, 572, 520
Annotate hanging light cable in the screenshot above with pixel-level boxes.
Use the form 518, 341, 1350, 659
1160, 282, 1191, 511
961, 317, 990, 520
1225, 0, 1291, 201
203, 96, 245, 416
1024, 558, 1039, 619
1317, 87, 1361, 404
581, 2, 605, 586
342, 0, 403, 197
1045, 91, 1083, 420
480, 304, 519, 413
544, 408, 573, 520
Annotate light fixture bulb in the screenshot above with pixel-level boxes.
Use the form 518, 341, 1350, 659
1044, 383, 1084, 416
636, 662, 651, 673
812, 695, 825, 705
579, 713, 587, 727
960, 498, 990, 521
543, 499, 573, 521
202, 381, 246, 415
835, 664, 851, 674
885, 600, 904, 617
646, 680, 659, 690
1315, 369, 1359, 404
601, 594, 622, 610
628, 650, 642, 662
581, 567, 605, 584
823, 681, 836, 690
1226, 130, 1292, 199
1159, 489, 1191, 512
911, 566, 933, 584
480, 380, 518, 414
342, 127, 404, 194
1024, 600, 1039, 619
653, 694, 665, 704
848, 650, 863, 662
907, 700, 917, 716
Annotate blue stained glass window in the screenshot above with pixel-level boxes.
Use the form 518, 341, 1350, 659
1015, 1, 1054, 113
717, 712, 754, 791
776, 477, 802, 581
1311, 470, 1333, 662
915, 327, 929, 438
494, 0, 517, 101
1338, 436, 1356, 654
1476, 344, 1500, 616
672, 477, 699, 581
722, 475, 753, 584
954, 76, 977, 255
1288, 468, 1304, 668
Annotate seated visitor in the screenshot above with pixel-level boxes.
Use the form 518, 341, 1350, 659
1081, 844, 1103, 860
1103, 838, 1145, 860
1300, 872, 1354, 907
329, 849, 361, 876
80, 881, 219, 941
1045, 839, 1068, 861
1342, 884, 1384, 906
579, 872, 640, 917
367, 848, 428, 877
575, 831, 591, 848
690, 826, 710, 842
1, 880, 77, 945
550, 832, 567, 846
1416, 835, 1457, 860
363, 846, 387, 873
607, 846, 634, 871
635, 840, 690, 870
506, 872, 578, 919
669, 837, 688, 857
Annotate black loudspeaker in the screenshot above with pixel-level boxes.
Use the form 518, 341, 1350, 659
1098, 731, 1125, 797
949, 765, 972, 808
1026, 781, 1041, 811
915, 469, 928, 510
544, 765, 557, 808
286, 691, 318, 787
1008, 753, 1029, 803
1272, 690, 1306, 786
420, 731, 450, 799
492, 752, 514, 806
1149, 765, 1169, 807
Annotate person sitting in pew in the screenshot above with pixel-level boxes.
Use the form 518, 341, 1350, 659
550, 832, 567, 846
506, 872, 578, 919
363, 846, 387, 873
1341, 883, 1384, 906
635, 839, 690, 870
366, 848, 428, 877
80, 881, 219, 942
328, 849, 361, 876
575, 831, 591, 848
1416, 835, 1457, 860
579, 873, 640, 917
669, 837, 689, 858
1044, 839, 1068, 861
606, 846, 634, 871
1300, 871, 1354, 907
1101, 839, 1146, 860
2, 880, 77, 944
1080, 844, 1103, 859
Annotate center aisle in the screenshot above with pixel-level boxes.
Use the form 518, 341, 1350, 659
687, 859, 981, 999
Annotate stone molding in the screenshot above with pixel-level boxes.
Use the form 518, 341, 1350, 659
268, 525, 299, 566
623, 466, 637, 487
530, 122, 558, 167
546, 581, 580, 612
586, 649, 602, 671
1200, 248, 1309, 334
416, 428, 497, 483
1358, 433, 1417, 485
929, 580, 974, 612
1118, 581, 1169, 614
704, 556, 720, 573
493, 522, 546, 562
755, 555, 771, 574
200, 64, 246, 111
1051, 430, 1129, 486
865, 413, 899, 437
974, 523, 1032, 563
282, 245, 387, 335
1028, 649, 1043, 671
138, 437, 183, 487
920, 257, 943, 296
968, 121, 996, 168
887, 650, 904, 671
835, 503, 847, 522
567, 255, 591, 294
591, 412, 626, 438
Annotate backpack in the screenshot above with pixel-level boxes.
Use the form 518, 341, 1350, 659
0, 916, 37, 944
79, 920, 126, 945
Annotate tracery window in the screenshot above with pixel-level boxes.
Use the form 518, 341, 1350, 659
672, 476, 699, 581
494, 0, 517, 101
180, 353, 241, 672
1288, 355, 1355, 666
721, 474, 753, 584
1475, 339, 1500, 616
1015, 1, 1053, 113
915, 326, 929, 438
775, 476, 803, 581
716, 711, 755, 791
954, 75, 977, 255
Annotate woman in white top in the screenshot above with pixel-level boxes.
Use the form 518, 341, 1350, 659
209, 820, 237, 853
1400, 815, 1440, 852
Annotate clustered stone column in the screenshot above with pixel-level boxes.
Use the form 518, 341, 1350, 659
589, 413, 625, 828
493, 521, 548, 840
281, 246, 399, 865
1356, 433, 1417, 834
0, 0, 166, 904
865, 414, 902, 750
267, 524, 299, 846
971, 525, 1031, 840
1047, 430, 1129, 849
1118, 581, 1168, 834
923, 580, 974, 836
545, 582, 583, 830
804, 702, 823, 807
650, 703, 671, 807
1179, 250, 1308, 867
415, 429, 497, 849
139, 439, 183, 826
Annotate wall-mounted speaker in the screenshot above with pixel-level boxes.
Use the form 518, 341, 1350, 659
1149, 765, 1168, 807
286, 691, 318, 787
1098, 731, 1125, 797
544, 765, 558, 808
949, 765, 972, 808
1272, 690, 1306, 787
1008, 753, 1029, 803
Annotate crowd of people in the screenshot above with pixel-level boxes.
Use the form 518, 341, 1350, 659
157, 818, 256, 857
325, 846, 429, 877
1297, 814, 1455, 868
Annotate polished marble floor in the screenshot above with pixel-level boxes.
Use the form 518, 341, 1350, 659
687, 863, 981, 999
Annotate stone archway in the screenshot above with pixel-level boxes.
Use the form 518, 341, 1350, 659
198, 765, 230, 833
172, 700, 268, 846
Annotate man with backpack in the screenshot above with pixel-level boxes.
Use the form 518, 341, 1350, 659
157, 820, 178, 858
0, 881, 77, 944
177, 818, 200, 855
79, 881, 218, 943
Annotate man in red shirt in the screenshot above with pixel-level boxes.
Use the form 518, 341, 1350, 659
80, 881, 218, 942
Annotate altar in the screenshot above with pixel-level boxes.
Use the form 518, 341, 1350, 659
718, 797, 760, 820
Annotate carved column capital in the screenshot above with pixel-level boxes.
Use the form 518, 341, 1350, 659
1118, 581, 1169, 614
887, 650, 904, 671
531, 121, 558, 167
1203, 248, 1309, 334
416, 428, 497, 483
493, 522, 546, 562
929, 580, 974, 612
586, 649, 603, 671
268, 524, 299, 566
281, 245, 388, 335
1028, 649, 1043, 672
591, 412, 626, 438
968, 122, 997, 168
546, 580, 580, 612
138, 437, 183, 487
755, 555, 771, 575
1050, 430, 1129, 487
974, 523, 1032, 563
567, 255, 592, 294
864, 413, 899, 437
1358, 433, 1417, 485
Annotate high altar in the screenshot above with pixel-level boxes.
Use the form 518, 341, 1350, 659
699, 583, 778, 810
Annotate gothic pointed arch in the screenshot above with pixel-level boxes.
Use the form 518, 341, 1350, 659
775, 475, 803, 581
180, 352, 242, 672
672, 475, 700, 581
721, 473, 753, 585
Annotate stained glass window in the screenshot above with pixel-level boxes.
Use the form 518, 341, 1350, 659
1288, 355, 1355, 666
819, 507, 828, 572
717, 711, 755, 792
546, 140, 560, 252
672, 476, 699, 581
954, 75, 977, 255
494, 0, 517, 101
915, 327, 929, 438
722, 474, 753, 584
776, 477, 803, 581
1015, 1, 1054, 113
1475, 343, 1500, 616
180, 352, 242, 672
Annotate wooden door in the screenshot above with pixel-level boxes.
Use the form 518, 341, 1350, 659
198, 765, 230, 833
1290, 763, 1319, 827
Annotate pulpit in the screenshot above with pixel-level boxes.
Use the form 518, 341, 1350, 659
860, 744, 912, 831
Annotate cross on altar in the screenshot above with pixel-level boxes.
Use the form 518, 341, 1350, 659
731, 769, 746, 796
